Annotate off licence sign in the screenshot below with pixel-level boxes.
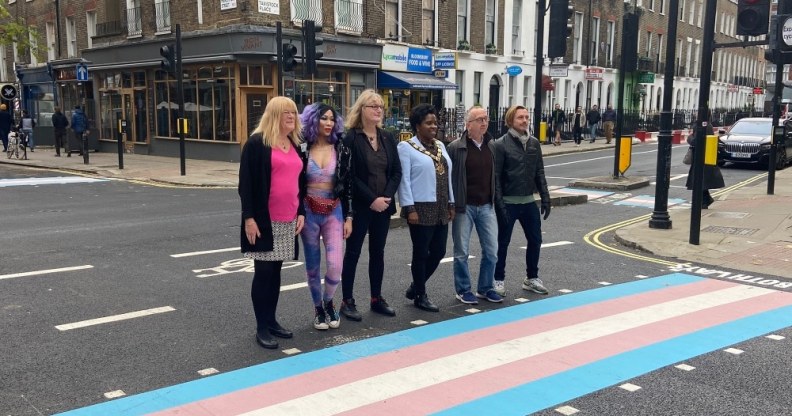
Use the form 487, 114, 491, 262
783, 16, 792, 48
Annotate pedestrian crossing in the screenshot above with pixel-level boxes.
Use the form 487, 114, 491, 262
552, 187, 689, 209
58, 273, 792, 416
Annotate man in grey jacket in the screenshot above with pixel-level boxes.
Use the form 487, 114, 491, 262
494, 106, 551, 296
447, 106, 503, 305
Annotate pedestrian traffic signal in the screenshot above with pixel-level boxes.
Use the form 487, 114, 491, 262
621, 12, 641, 71
303, 20, 324, 76
160, 44, 176, 74
282, 43, 298, 72
736, 0, 770, 36
548, 0, 574, 59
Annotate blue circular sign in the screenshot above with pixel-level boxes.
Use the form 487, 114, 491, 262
506, 65, 523, 76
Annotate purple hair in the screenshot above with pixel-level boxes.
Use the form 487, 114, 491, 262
300, 103, 344, 145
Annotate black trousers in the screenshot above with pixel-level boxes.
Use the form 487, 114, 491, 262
54, 130, 66, 155
408, 223, 448, 296
251, 260, 283, 330
342, 208, 392, 300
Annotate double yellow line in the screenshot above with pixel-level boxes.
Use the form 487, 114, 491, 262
583, 172, 769, 266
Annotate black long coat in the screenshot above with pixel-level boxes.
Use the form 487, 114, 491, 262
685, 127, 725, 191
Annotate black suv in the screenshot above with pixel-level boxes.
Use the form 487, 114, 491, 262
717, 117, 791, 169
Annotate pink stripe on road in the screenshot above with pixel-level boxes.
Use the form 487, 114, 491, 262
151, 279, 735, 416
341, 291, 792, 416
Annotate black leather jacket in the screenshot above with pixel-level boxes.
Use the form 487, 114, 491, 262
305, 139, 355, 219
493, 130, 550, 215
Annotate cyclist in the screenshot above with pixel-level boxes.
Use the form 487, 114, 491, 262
20, 110, 35, 152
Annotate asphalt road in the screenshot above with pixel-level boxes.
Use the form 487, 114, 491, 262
2, 154, 790, 415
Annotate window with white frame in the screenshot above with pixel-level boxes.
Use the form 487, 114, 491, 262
523, 76, 532, 108
12, 41, 19, 63
336, 0, 363, 33
508, 75, 515, 106
28, 32, 38, 65
126, 0, 142, 37
693, 41, 700, 77
457, 0, 468, 43
688, 0, 694, 25
485, 0, 496, 47
66, 17, 76, 57
385, 0, 399, 39
657, 33, 663, 68
422, 0, 435, 45
645, 31, 652, 57
86, 11, 97, 48
474, 71, 482, 105
46, 22, 56, 61
154, 0, 171, 33
0, 47, 6, 81
512, 0, 522, 54
573, 12, 583, 64
290, 0, 323, 25
659, 0, 665, 14
697, 1, 703, 27
590, 17, 600, 65
679, 1, 685, 21
456, 70, 464, 105
606, 20, 615, 66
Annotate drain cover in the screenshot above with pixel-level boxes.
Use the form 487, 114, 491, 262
702, 226, 759, 236
705, 211, 750, 219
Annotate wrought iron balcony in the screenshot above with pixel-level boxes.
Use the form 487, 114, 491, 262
638, 57, 654, 72
126, 6, 142, 37
96, 20, 123, 37
155, 0, 171, 33
291, 0, 323, 24
335, 0, 362, 33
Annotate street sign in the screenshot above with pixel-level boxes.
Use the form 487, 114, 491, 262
619, 136, 632, 175
549, 64, 568, 77
506, 65, 523, 76
76, 63, 89, 81
433, 69, 448, 78
584, 68, 603, 80
637, 72, 655, 83
783, 16, 792, 48
1, 84, 17, 100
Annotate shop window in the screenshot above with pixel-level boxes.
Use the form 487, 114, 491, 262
240, 64, 273, 86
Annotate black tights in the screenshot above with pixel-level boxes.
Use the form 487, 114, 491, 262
251, 260, 283, 331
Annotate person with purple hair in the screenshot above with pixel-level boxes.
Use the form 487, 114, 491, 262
299, 103, 353, 330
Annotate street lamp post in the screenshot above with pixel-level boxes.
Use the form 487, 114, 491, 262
649, 0, 680, 230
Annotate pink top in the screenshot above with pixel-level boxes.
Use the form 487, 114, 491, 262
268, 145, 302, 221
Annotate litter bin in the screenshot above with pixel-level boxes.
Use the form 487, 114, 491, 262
634, 130, 648, 142
672, 130, 683, 144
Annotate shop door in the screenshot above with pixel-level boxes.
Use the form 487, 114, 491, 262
244, 93, 268, 138
121, 93, 135, 144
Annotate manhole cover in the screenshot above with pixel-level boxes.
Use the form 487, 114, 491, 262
702, 226, 759, 236
705, 211, 750, 219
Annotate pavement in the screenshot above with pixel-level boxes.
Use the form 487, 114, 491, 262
7, 140, 789, 280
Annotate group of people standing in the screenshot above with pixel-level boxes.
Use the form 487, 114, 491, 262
0, 104, 88, 156
238, 90, 552, 350
550, 103, 617, 146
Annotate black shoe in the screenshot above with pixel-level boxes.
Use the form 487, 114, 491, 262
67, 153, 71, 157
405, 284, 416, 300
255, 330, 278, 349
340, 298, 363, 321
55, 154, 60, 157
414, 294, 440, 312
267, 322, 293, 339
371, 296, 396, 316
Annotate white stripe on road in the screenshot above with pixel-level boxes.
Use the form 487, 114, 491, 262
651, 174, 689, 185
171, 247, 241, 258
0, 177, 108, 187
519, 241, 575, 249
0, 265, 94, 281
55, 306, 176, 331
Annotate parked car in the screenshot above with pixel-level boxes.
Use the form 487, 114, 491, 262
717, 117, 791, 169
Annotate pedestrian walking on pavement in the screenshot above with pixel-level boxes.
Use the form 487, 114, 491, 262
239, 96, 306, 350
550, 103, 566, 146
69, 106, 89, 157
20, 110, 35, 152
572, 106, 586, 146
298, 103, 353, 331
587, 105, 601, 142
399, 104, 455, 312
686, 123, 724, 209
51, 107, 69, 157
340, 90, 402, 320
0, 103, 12, 152
447, 105, 503, 305
494, 106, 551, 296
602, 104, 617, 144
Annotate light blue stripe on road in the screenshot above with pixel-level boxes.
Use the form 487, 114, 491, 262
435, 304, 792, 416
0, 176, 108, 187
57, 273, 702, 416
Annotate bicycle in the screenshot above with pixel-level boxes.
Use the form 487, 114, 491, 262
6, 130, 28, 160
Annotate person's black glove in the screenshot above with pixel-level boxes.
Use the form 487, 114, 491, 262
540, 200, 551, 220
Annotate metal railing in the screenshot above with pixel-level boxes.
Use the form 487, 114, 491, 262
126, 6, 142, 37
96, 20, 123, 37
335, 0, 363, 33
291, 0, 323, 24
155, 0, 172, 33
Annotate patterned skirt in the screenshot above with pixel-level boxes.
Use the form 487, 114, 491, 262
244, 219, 297, 262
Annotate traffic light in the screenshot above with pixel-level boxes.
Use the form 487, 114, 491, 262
736, 0, 770, 36
160, 44, 176, 74
548, 0, 574, 59
621, 12, 641, 71
303, 20, 324, 76
282, 43, 298, 72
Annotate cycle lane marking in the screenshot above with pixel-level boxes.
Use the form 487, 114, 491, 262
0, 265, 94, 281
54, 306, 176, 331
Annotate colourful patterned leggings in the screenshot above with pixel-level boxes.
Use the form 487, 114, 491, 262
300, 189, 344, 307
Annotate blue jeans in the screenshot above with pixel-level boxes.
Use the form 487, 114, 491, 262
589, 124, 597, 140
495, 203, 543, 281
22, 128, 33, 150
452, 203, 497, 295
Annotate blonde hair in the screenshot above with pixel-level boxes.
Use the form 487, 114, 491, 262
252, 96, 302, 147
345, 89, 384, 129
504, 105, 528, 128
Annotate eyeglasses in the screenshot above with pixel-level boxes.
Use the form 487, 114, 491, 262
470, 117, 489, 124
365, 105, 384, 111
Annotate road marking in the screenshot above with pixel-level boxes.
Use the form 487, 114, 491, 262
103, 390, 126, 399
283, 348, 302, 356
55, 306, 176, 331
651, 174, 689, 185
555, 405, 580, 415
724, 348, 744, 355
544, 148, 665, 168
766, 334, 785, 340
0, 176, 108, 187
520, 241, 575, 250
172, 247, 240, 258
619, 383, 642, 392
0, 265, 94, 281
197, 368, 219, 376
675, 364, 696, 371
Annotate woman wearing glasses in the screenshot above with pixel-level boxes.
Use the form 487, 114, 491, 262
340, 89, 403, 320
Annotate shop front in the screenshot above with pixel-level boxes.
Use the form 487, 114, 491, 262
377, 44, 457, 131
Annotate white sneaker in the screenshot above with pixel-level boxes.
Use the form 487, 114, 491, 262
493, 280, 506, 296
522, 277, 549, 295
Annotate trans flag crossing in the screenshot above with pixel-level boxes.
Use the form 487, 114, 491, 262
58, 273, 792, 415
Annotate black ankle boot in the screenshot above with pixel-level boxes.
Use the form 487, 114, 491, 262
255, 329, 278, 349
414, 293, 439, 312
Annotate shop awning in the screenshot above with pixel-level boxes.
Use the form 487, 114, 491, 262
377, 71, 457, 90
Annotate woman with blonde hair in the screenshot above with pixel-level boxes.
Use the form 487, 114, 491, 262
339, 89, 402, 320
239, 96, 306, 349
